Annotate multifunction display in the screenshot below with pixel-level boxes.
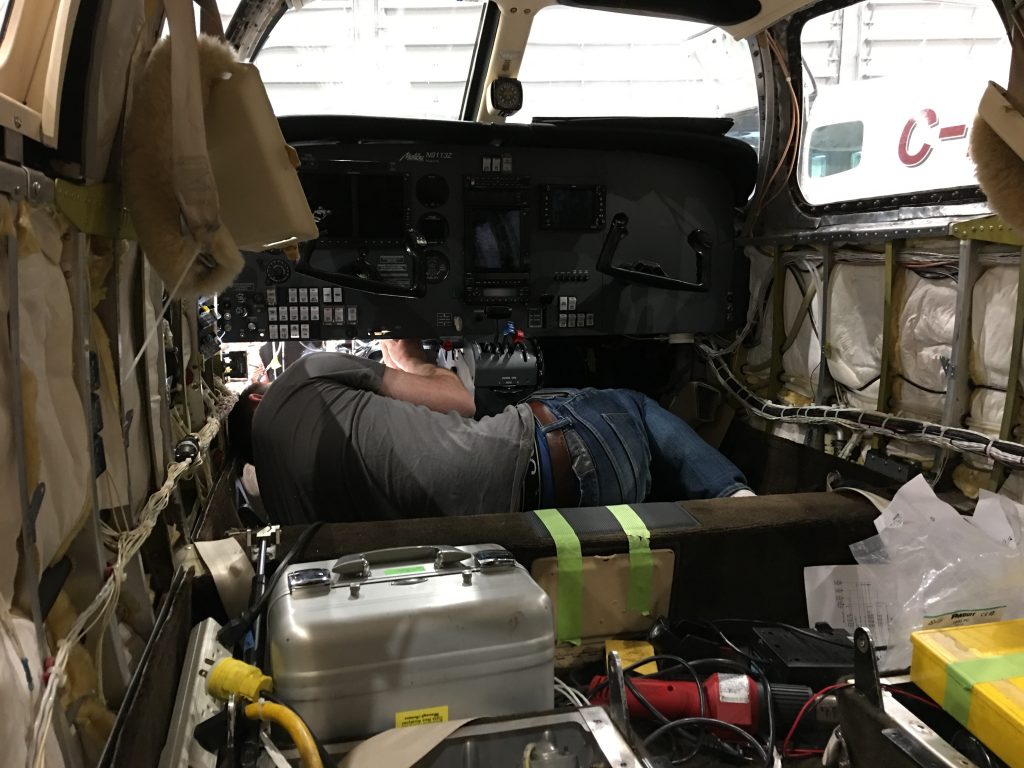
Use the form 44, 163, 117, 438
301, 170, 410, 245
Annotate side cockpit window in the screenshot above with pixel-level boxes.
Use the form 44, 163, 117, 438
0, 2, 12, 42
798, 0, 1010, 205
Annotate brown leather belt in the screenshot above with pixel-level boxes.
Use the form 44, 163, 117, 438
528, 400, 578, 507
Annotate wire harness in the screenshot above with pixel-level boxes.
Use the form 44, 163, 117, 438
700, 342, 1024, 469
27, 385, 237, 768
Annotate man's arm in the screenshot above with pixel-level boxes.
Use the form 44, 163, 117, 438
379, 340, 476, 417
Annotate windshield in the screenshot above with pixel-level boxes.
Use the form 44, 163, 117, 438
253, 0, 487, 119
509, 5, 759, 151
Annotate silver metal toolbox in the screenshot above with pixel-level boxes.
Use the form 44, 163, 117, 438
266, 544, 555, 741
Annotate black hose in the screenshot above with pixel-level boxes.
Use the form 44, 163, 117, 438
218, 523, 324, 649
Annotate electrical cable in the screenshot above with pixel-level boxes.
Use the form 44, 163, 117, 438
643, 717, 769, 765
699, 343, 1024, 468
244, 700, 323, 768
217, 522, 324, 649
783, 682, 941, 757
553, 677, 590, 707
713, 618, 855, 651
752, 662, 775, 768
263, 692, 333, 767
586, 654, 708, 763
782, 682, 849, 758
29, 385, 238, 768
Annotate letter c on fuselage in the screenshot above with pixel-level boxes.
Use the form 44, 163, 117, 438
898, 108, 938, 167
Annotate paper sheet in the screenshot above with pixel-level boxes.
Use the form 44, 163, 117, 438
874, 474, 961, 532
970, 490, 1023, 549
804, 564, 896, 647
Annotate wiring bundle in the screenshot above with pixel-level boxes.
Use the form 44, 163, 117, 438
701, 341, 1024, 469
27, 384, 238, 768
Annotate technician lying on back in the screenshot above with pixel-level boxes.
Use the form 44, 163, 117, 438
228, 341, 751, 524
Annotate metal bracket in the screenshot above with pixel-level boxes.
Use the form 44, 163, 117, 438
606, 650, 634, 749
882, 695, 980, 768
949, 214, 1024, 246
252, 525, 281, 560
255, 525, 281, 541
853, 627, 883, 709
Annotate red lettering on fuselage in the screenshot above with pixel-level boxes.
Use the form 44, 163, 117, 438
898, 109, 968, 167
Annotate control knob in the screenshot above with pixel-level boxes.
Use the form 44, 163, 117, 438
266, 258, 292, 284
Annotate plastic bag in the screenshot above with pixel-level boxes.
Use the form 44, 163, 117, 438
849, 476, 1024, 669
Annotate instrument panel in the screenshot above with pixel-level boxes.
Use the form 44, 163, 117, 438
218, 125, 748, 343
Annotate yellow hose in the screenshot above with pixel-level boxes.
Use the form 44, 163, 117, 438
244, 700, 324, 768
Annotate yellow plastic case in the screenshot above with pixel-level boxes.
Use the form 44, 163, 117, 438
911, 619, 1024, 768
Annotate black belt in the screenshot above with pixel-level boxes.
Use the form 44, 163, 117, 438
528, 400, 578, 507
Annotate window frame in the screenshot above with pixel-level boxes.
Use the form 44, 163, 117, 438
786, 0, 1004, 216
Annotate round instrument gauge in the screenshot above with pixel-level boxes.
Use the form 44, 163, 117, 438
265, 258, 292, 284
424, 250, 450, 284
417, 212, 449, 243
416, 174, 449, 208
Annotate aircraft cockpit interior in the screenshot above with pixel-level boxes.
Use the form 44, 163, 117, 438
6, 0, 1024, 766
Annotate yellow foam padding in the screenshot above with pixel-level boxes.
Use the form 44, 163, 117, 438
912, 620, 1024, 768
605, 639, 658, 675
207, 658, 274, 702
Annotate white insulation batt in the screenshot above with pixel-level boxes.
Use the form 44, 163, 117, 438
955, 266, 1019, 493
826, 264, 883, 411
968, 265, 1017, 434
1, 610, 65, 767
887, 271, 956, 464
0, 200, 91, 603
893, 270, 956, 421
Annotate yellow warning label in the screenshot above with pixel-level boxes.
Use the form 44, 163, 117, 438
605, 639, 658, 675
395, 705, 449, 728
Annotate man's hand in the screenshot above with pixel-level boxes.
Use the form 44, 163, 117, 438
380, 339, 429, 374
379, 339, 475, 417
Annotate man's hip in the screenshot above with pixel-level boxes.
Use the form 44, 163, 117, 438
524, 388, 653, 507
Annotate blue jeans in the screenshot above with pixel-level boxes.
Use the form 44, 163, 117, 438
526, 388, 750, 505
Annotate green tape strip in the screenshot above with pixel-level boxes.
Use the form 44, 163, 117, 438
944, 651, 1024, 725
606, 504, 653, 616
534, 508, 583, 646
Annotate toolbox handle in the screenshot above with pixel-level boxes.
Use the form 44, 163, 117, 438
331, 546, 471, 578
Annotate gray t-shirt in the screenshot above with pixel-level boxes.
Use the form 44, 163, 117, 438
252, 352, 534, 524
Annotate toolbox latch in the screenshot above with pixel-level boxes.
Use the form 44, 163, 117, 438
473, 548, 516, 570
287, 568, 332, 593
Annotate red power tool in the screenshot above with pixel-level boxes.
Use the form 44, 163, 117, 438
589, 672, 811, 735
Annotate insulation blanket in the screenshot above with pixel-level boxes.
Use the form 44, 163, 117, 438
970, 265, 1018, 389
1, 608, 64, 767
893, 271, 956, 422
957, 266, 1019, 484
827, 263, 884, 405
0, 199, 91, 602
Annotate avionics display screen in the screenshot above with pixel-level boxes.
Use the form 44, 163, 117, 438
301, 172, 407, 241
468, 208, 524, 271
542, 185, 604, 230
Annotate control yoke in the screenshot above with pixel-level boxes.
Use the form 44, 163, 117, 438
295, 228, 429, 299
596, 212, 708, 292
